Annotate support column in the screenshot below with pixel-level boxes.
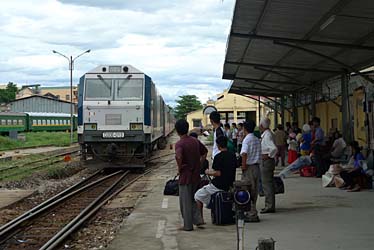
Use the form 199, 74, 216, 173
274, 98, 278, 129
292, 94, 298, 123
311, 91, 316, 119
281, 96, 285, 127
341, 73, 351, 143
258, 96, 261, 125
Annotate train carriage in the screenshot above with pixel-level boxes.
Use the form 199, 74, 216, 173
27, 112, 77, 132
0, 112, 27, 133
78, 65, 174, 167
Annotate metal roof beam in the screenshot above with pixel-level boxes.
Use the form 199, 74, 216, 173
225, 61, 342, 74
273, 41, 374, 84
235, 76, 307, 86
230, 87, 283, 97
253, 66, 305, 84
231, 33, 374, 51
241, 95, 283, 115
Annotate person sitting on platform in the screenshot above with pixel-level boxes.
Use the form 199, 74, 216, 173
339, 141, 365, 192
194, 136, 237, 224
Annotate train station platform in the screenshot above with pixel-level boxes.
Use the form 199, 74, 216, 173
107, 155, 374, 250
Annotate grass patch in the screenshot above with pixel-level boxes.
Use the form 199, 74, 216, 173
0, 131, 77, 151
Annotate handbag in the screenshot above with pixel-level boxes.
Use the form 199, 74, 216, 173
163, 176, 179, 196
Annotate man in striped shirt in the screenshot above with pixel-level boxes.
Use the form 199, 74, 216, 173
240, 120, 261, 222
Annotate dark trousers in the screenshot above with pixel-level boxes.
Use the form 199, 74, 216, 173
233, 139, 238, 151
340, 169, 362, 187
313, 144, 329, 177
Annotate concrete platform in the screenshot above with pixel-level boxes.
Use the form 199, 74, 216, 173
0, 189, 34, 209
107, 158, 374, 250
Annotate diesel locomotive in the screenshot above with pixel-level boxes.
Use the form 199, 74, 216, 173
77, 65, 174, 167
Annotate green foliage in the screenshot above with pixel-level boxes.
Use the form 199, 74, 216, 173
0, 82, 18, 103
174, 95, 202, 120
0, 131, 77, 151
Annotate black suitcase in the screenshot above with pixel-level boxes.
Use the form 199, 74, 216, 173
210, 191, 235, 225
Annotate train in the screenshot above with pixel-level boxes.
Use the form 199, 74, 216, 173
0, 112, 77, 133
77, 65, 175, 167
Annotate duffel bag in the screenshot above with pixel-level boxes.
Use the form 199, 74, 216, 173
163, 176, 179, 196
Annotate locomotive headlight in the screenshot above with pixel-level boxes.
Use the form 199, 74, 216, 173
84, 123, 97, 131
130, 123, 143, 130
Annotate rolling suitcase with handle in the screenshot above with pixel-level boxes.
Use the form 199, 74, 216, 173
210, 191, 235, 225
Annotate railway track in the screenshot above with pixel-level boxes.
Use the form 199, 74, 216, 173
0, 149, 175, 250
0, 168, 151, 250
0, 150, 81, 181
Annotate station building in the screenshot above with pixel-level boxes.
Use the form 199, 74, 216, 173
186, 89, 276, 129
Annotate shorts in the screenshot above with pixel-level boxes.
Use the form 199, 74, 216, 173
194, 183, 222, 206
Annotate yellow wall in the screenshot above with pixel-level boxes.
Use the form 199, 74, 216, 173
353, 89, 366, 146
186, 90, 265, 128
186, 109, 208, 129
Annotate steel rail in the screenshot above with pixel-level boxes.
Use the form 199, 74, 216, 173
40, 170, 130, 250
43, 169, 152, 250
0, 169, 102, 234
0, 170, 124, 243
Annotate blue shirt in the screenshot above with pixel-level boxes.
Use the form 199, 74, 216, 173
300, 132, 312, 151
354, 152, 365, 169
314, 127, 325, 145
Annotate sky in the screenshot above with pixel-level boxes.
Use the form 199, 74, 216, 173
0, 0, 235, 106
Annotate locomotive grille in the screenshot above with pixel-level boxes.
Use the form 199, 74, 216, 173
105, 114, 122, 125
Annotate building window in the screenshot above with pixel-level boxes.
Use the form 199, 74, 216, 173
66, 94, 70, 100
193, 119, 202, 128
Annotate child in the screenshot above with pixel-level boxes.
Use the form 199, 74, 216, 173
287, 132, 298, 164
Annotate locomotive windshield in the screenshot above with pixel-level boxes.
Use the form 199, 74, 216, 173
85, 78, 143, 101
85, 78, 112, 100
115, 79, 143, 100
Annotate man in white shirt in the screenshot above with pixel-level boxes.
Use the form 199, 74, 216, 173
259, 117, 277, 213
209, 111, 224, 159
240, 120, 261, 222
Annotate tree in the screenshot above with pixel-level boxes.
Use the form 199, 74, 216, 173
0, 82, 18, 103
174, 95, 203, 120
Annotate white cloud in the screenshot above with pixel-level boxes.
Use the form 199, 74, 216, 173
0, 0, 235, 104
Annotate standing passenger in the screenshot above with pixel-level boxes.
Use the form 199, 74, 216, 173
240, 120, 261, 222
224, 123, 232, 141
274, 124, 287, 167
210, 111, 224, 159
237, 123, 244, 154
175, 119, 208, 231
232, 123, 238, 151
259, 118, 277, 213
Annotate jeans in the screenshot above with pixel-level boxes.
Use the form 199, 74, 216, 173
278, 156, 312, 178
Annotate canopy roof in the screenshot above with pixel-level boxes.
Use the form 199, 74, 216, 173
223, 0, 374, 97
